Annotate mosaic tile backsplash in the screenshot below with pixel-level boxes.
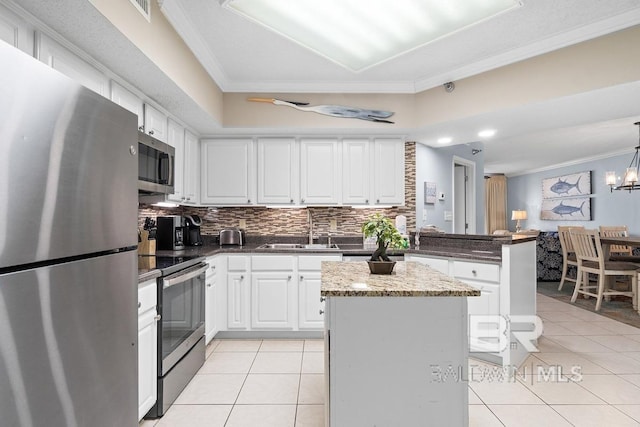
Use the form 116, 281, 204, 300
139, 142, 416, 236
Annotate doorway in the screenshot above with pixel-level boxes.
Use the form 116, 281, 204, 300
453, 156, 476, 234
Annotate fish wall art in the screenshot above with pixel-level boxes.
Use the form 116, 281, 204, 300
541, 197, 592, 221
542, 171, 591, 199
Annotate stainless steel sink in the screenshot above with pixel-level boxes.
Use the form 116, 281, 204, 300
256, 243, 340, 250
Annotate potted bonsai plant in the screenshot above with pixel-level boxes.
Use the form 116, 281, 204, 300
362, 213, 405, 274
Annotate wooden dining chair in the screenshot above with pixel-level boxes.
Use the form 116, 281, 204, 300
599, 225, 633, 257
570, 228, 638, 312
557, 226, 583, 291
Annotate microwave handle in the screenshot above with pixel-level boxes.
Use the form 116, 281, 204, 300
157, 153, 174, 185
167, 153, 174, 186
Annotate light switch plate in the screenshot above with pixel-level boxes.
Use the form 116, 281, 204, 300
330, 219, 337, 231
444, 211, 453, 221
239, 219, 247, 228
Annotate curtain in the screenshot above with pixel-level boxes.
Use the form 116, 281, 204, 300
485, 175, 507, 234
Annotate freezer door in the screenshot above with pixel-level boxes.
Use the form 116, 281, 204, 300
0, 251, 138, 427
0, 42, 138, 268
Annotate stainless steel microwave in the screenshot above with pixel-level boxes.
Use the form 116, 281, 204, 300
138, 131, 175, 195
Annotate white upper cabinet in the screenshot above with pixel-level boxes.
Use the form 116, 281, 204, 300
143, 104, 168, 142
373, 138, 405, 205
257, 138, 298, 205
342, 139, 370, 205
0, 4, 33, 55
166, 119, 185, 203
300, 138, 340, 205
183, 130, 200, 204
36, 32, 109, 97
201, 139, 255, 205
110, 81, 144, 129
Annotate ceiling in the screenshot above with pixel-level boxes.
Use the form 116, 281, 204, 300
9, 0, 640, 176
160, 0, 640, 175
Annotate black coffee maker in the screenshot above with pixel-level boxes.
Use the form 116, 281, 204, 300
184, 215, 203, 246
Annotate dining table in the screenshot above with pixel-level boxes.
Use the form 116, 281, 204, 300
600, 235, 640, 262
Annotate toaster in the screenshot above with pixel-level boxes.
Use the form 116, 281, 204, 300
219, 228, 245, 246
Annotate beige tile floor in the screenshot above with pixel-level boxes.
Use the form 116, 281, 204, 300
141, 293, 640, 426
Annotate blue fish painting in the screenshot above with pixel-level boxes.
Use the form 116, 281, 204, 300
541, 196, 591, 220
550, 176, 581, 195
551, 200, 585, 217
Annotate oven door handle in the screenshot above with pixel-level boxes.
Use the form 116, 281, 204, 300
162, 263, 208, 289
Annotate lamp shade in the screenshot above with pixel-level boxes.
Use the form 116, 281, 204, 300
511, 210, 527, 221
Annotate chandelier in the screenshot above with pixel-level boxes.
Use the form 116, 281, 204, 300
606, 122, 640, 192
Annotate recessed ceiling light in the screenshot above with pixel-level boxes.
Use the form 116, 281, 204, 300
478, 129, 496, 138
437, 137, 453, 144
221, 0, 522, 72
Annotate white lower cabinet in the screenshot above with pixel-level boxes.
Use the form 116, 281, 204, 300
251, 272, 295, 329
298, 255, 341, 329
452, 261, 500, 317
137, 278, 158, 421
226, 256, 250, 329
205, 256, 219, 343
404, 254, 450, 274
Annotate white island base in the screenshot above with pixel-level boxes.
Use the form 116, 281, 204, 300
324, 296, 469, 427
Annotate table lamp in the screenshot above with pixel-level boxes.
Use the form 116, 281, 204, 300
511, 210, 527, 233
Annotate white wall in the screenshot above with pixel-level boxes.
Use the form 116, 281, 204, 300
507, 153, 640, 234
415, 142, 485, 233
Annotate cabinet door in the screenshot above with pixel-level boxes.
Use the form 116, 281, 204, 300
37, 32, 109, 97
227, 272, 249, 329
342, 139, 370, 205
205, 262, 217, 344
166, 119, 185, 203
143, 104, 168, 142
462, 280, 500, 317
0, 5, 33, 54
110, 81, 144, 129
201, 139, 255, 205
300, 138, 340, 204
183, 130, 200, 204
251, 272, 295, 329
138, 309, 157, 420
257, 138, 298, 205
373, 139, 404, 205
298, 271, 325, 329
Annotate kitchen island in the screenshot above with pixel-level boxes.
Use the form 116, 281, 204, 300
321, 261, 480, 427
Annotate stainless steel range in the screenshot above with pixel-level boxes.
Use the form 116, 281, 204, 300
144, 255, 208, 418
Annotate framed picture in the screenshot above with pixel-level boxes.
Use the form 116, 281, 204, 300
541, 197, 591, 220
424, 182, 436, 204
542, 171, 591, 199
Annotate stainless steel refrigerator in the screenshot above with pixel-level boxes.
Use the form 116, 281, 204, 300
0, 41, 139, 426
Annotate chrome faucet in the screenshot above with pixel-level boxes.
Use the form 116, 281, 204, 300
307, 209, 314, 245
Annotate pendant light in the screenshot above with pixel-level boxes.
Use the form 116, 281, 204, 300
606, 122, 640, 192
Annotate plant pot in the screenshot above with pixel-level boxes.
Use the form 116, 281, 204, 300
367, 260, 396, 275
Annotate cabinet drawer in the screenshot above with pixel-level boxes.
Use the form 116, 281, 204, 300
138, 279, 157, 315
298, 255, 342, 270
251, 255, 295, 271
452, 261, 499, 282
228, 256, 249, 271
406, 256, 449, 275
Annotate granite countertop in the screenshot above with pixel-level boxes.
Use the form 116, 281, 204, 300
320, 261, 481, 297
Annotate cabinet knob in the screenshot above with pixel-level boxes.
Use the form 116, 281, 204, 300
207, 284, 212, 287
300, 275, 304, 280
138, 302, 141, 308
154, 315, 161, 322
149, 130, 154, 135
240, 275, 244, 280
138, 125, 144, 131
365, 199, 369, 204
290, 199, 294, 203
472, 270, 477, 275
377, 199, 380, 203
287, 275, 292, 280
319, 309, 325, 315
301, 198, 305, 203
320, 296, 326, 302
247, 199, 251, 203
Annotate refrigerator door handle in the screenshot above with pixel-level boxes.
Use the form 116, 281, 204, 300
162, 264, 208, 289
